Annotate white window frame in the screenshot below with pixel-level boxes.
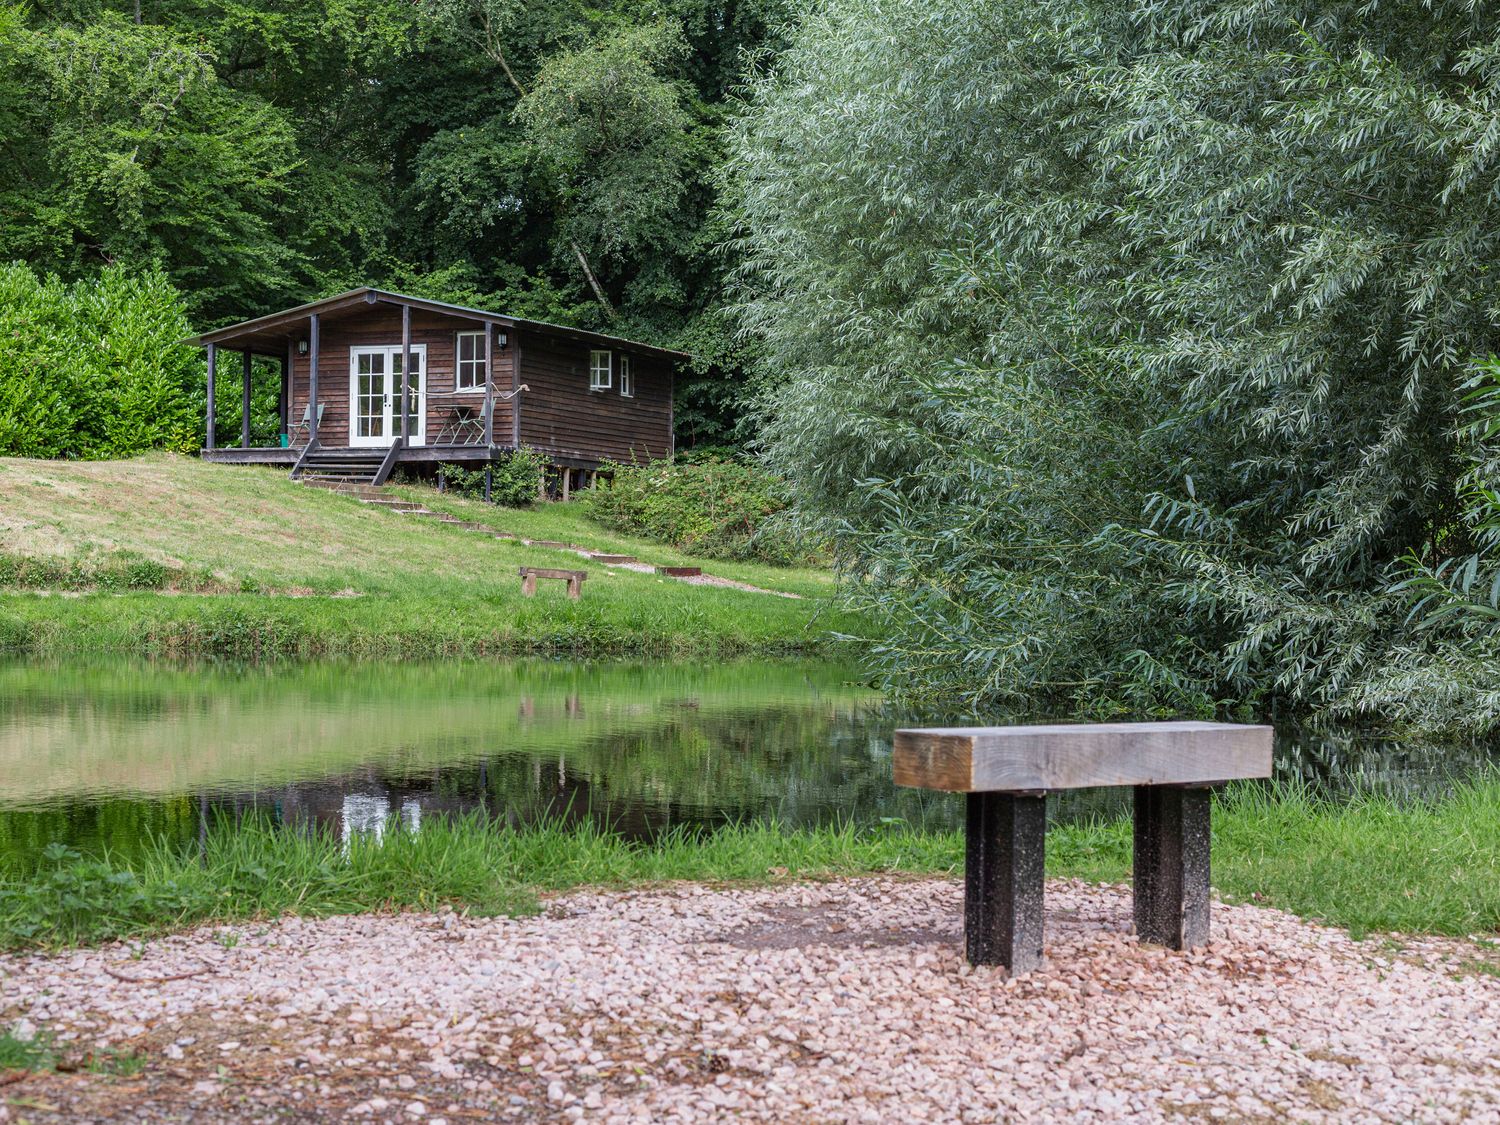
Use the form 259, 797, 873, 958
619, 354, 634, 398
589, 349, 612, 391
455, 330, 487, 392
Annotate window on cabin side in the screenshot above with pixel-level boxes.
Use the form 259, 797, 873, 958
589, 349, 612, 390
619, 354, 634, 397
456, 331, 486, 391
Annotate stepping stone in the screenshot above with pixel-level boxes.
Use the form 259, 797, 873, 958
655, 566, 702, 577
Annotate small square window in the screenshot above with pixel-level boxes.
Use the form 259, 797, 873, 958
619, 355, 634, 397
457, 331, 486, 391
589, 349, 612, 390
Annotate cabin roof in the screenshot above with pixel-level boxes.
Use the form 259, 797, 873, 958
190, 288, 691, 363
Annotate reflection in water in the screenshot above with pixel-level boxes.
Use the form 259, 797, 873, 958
0, 657, 925, 866
0, 657, 1495, 869
340, 793, 421, 847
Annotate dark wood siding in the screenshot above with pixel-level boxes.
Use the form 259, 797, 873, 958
286, 308, 516, 449
276, 302, 674, 466
516, 333, 672, 465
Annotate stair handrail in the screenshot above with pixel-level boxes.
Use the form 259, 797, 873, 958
373, 438, 405, 486
289, 434, 321, 480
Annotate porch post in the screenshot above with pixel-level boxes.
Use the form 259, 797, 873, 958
484, 321, 495, 448
401, 304, 411, 445
308, 313, 320, 444
240, 350, 252, 449
205, 343, 216, 450
511, 328, 522, 447
281, 343, 292, 439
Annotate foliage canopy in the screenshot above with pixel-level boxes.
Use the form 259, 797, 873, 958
728, 0, 1500, 731
0, 0, 792, 447
0, 264, 202, 459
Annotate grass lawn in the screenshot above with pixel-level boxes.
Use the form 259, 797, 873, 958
5, 778, 1500, 951
0, 454, 866, 658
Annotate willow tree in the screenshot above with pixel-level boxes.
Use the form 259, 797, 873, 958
728, 0, 1500, 730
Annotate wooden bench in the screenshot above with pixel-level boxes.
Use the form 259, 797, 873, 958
894, 721, 1272, 974
518, 566, 587, 600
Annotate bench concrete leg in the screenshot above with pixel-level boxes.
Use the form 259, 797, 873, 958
965, 792, 1046, 973
521, 575, 537, 597
567, 577, 581, 600
1132, 786, 1211, 949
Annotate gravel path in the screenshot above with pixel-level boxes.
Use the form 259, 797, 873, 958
3, 877, 1499, 1122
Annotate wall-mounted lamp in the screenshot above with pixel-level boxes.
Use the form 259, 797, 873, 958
296, 339, 309, 356
494, 332, 509, 350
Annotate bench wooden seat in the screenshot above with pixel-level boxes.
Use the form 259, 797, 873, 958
518, 566, 587, 600
894, 721, 1272, 974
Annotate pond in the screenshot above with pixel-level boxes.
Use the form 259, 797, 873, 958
1, 657, 1496, 869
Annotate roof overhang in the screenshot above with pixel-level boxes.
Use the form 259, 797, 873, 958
188, 288, 691, 364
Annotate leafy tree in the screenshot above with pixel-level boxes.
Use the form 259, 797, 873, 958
517, 20, 694, 316
0, 0, 790, 437
0, 9, 300, 317
728, 0, 1500, 730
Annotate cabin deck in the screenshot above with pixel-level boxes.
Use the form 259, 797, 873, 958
200, 444, 513, 467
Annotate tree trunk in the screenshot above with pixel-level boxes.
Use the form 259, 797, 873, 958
572, 240, 615, 318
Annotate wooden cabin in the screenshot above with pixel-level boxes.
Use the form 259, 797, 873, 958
194, 288, 685, 490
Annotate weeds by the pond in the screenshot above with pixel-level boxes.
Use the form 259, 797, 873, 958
0, 1027, 144, 1077
4, 777, 1500, 950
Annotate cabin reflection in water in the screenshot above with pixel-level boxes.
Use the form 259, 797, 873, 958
209, 755, 708, 846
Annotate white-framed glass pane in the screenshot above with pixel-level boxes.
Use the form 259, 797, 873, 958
619, 354, 634, 397
589, 349, 611, 390
457, 332, 484, 390
356, 351, 386, 438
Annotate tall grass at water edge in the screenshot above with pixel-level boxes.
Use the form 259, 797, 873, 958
4, 778, 1500, 950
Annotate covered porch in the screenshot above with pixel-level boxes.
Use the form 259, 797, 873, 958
195, 289, 526, 488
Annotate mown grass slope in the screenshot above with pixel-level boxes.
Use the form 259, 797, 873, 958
0, 454, 865, 658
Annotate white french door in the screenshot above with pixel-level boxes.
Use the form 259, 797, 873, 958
349, 345, 427, 447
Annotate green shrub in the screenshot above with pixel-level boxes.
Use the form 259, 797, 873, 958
425, 450, 543, 508
581, 457, 807, 565
0, 844, 201, 947
0, 263, 202, 459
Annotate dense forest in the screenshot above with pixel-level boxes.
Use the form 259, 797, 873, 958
9, 0, 1500, 732
0, 0, 787, 446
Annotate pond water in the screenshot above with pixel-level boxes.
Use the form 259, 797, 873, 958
1, 657, 1496, 869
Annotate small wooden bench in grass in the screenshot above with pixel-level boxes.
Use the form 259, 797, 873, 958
518, 566, 587, 600
894, 721, 1273, 974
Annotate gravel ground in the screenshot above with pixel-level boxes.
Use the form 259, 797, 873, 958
3, 877, 1499, 1123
